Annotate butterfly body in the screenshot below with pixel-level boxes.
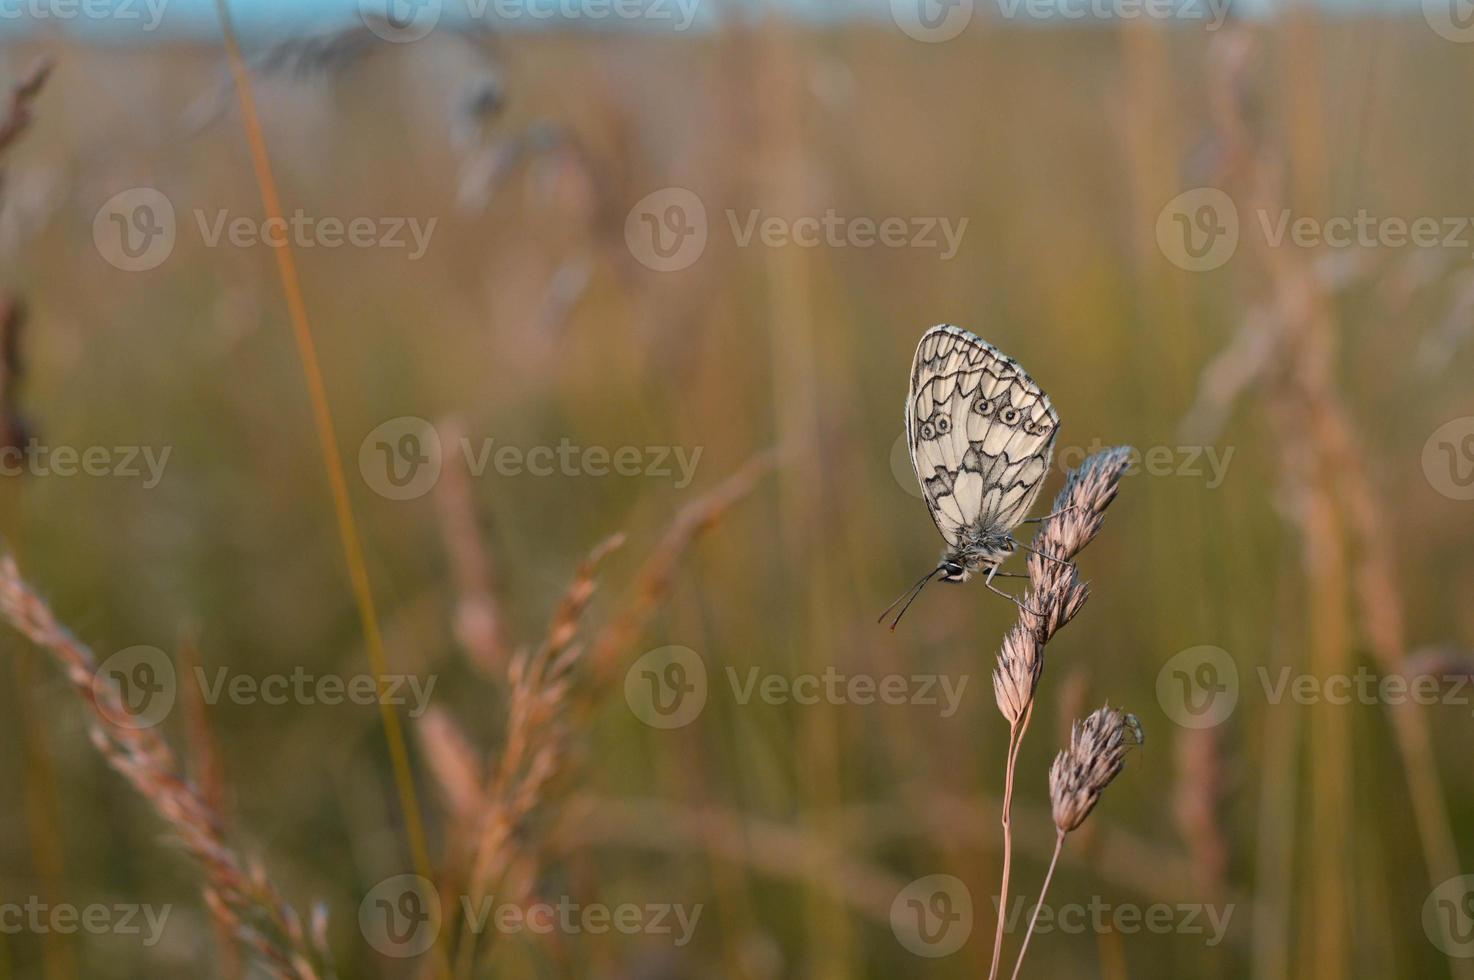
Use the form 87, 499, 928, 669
937, 527, 1018, 583
882, 324, 1060, 628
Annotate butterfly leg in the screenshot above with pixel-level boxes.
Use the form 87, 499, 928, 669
1019, 504, 1080, 524
1017, 541, 1074, 569
983, 578, 1044, 617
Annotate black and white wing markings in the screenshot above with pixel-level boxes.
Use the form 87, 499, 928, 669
905, 324, 1059, 544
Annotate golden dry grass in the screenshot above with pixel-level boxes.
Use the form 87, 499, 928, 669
1, 13, 1473, 978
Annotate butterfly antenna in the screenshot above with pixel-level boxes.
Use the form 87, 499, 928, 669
879, 566, 944, 632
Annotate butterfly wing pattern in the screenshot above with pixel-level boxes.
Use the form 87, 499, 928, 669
905, 324, 1059, 547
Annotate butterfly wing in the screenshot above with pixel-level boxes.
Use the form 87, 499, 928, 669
905, 324, 1059, 545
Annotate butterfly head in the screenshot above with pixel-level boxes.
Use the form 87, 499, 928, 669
941, 532, 1017, 582
880, 534, 1018, 630
938, 558, 969, 582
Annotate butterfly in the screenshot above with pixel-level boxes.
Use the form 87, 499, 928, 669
881, 324, 1065, 630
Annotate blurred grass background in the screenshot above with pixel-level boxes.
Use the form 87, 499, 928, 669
0, 10, 1473, 978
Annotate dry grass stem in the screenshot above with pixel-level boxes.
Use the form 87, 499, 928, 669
588, 448, 775, 686
987, 446, 1133, 980
432, 415, 512, 677
416, 706, 485, 832
451, 533, 625, 975
0, 57, 50, 156
418, 453, 772, 977
1174, 727, 1229, 898
1185, 26, 1468, 979
1010, 706, 1141, 980
0, 555, 328, 980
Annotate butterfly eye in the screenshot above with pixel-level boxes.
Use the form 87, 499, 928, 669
973, 398, 993, 417
935, 416, 951, 434
999, 406, 1021, 426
